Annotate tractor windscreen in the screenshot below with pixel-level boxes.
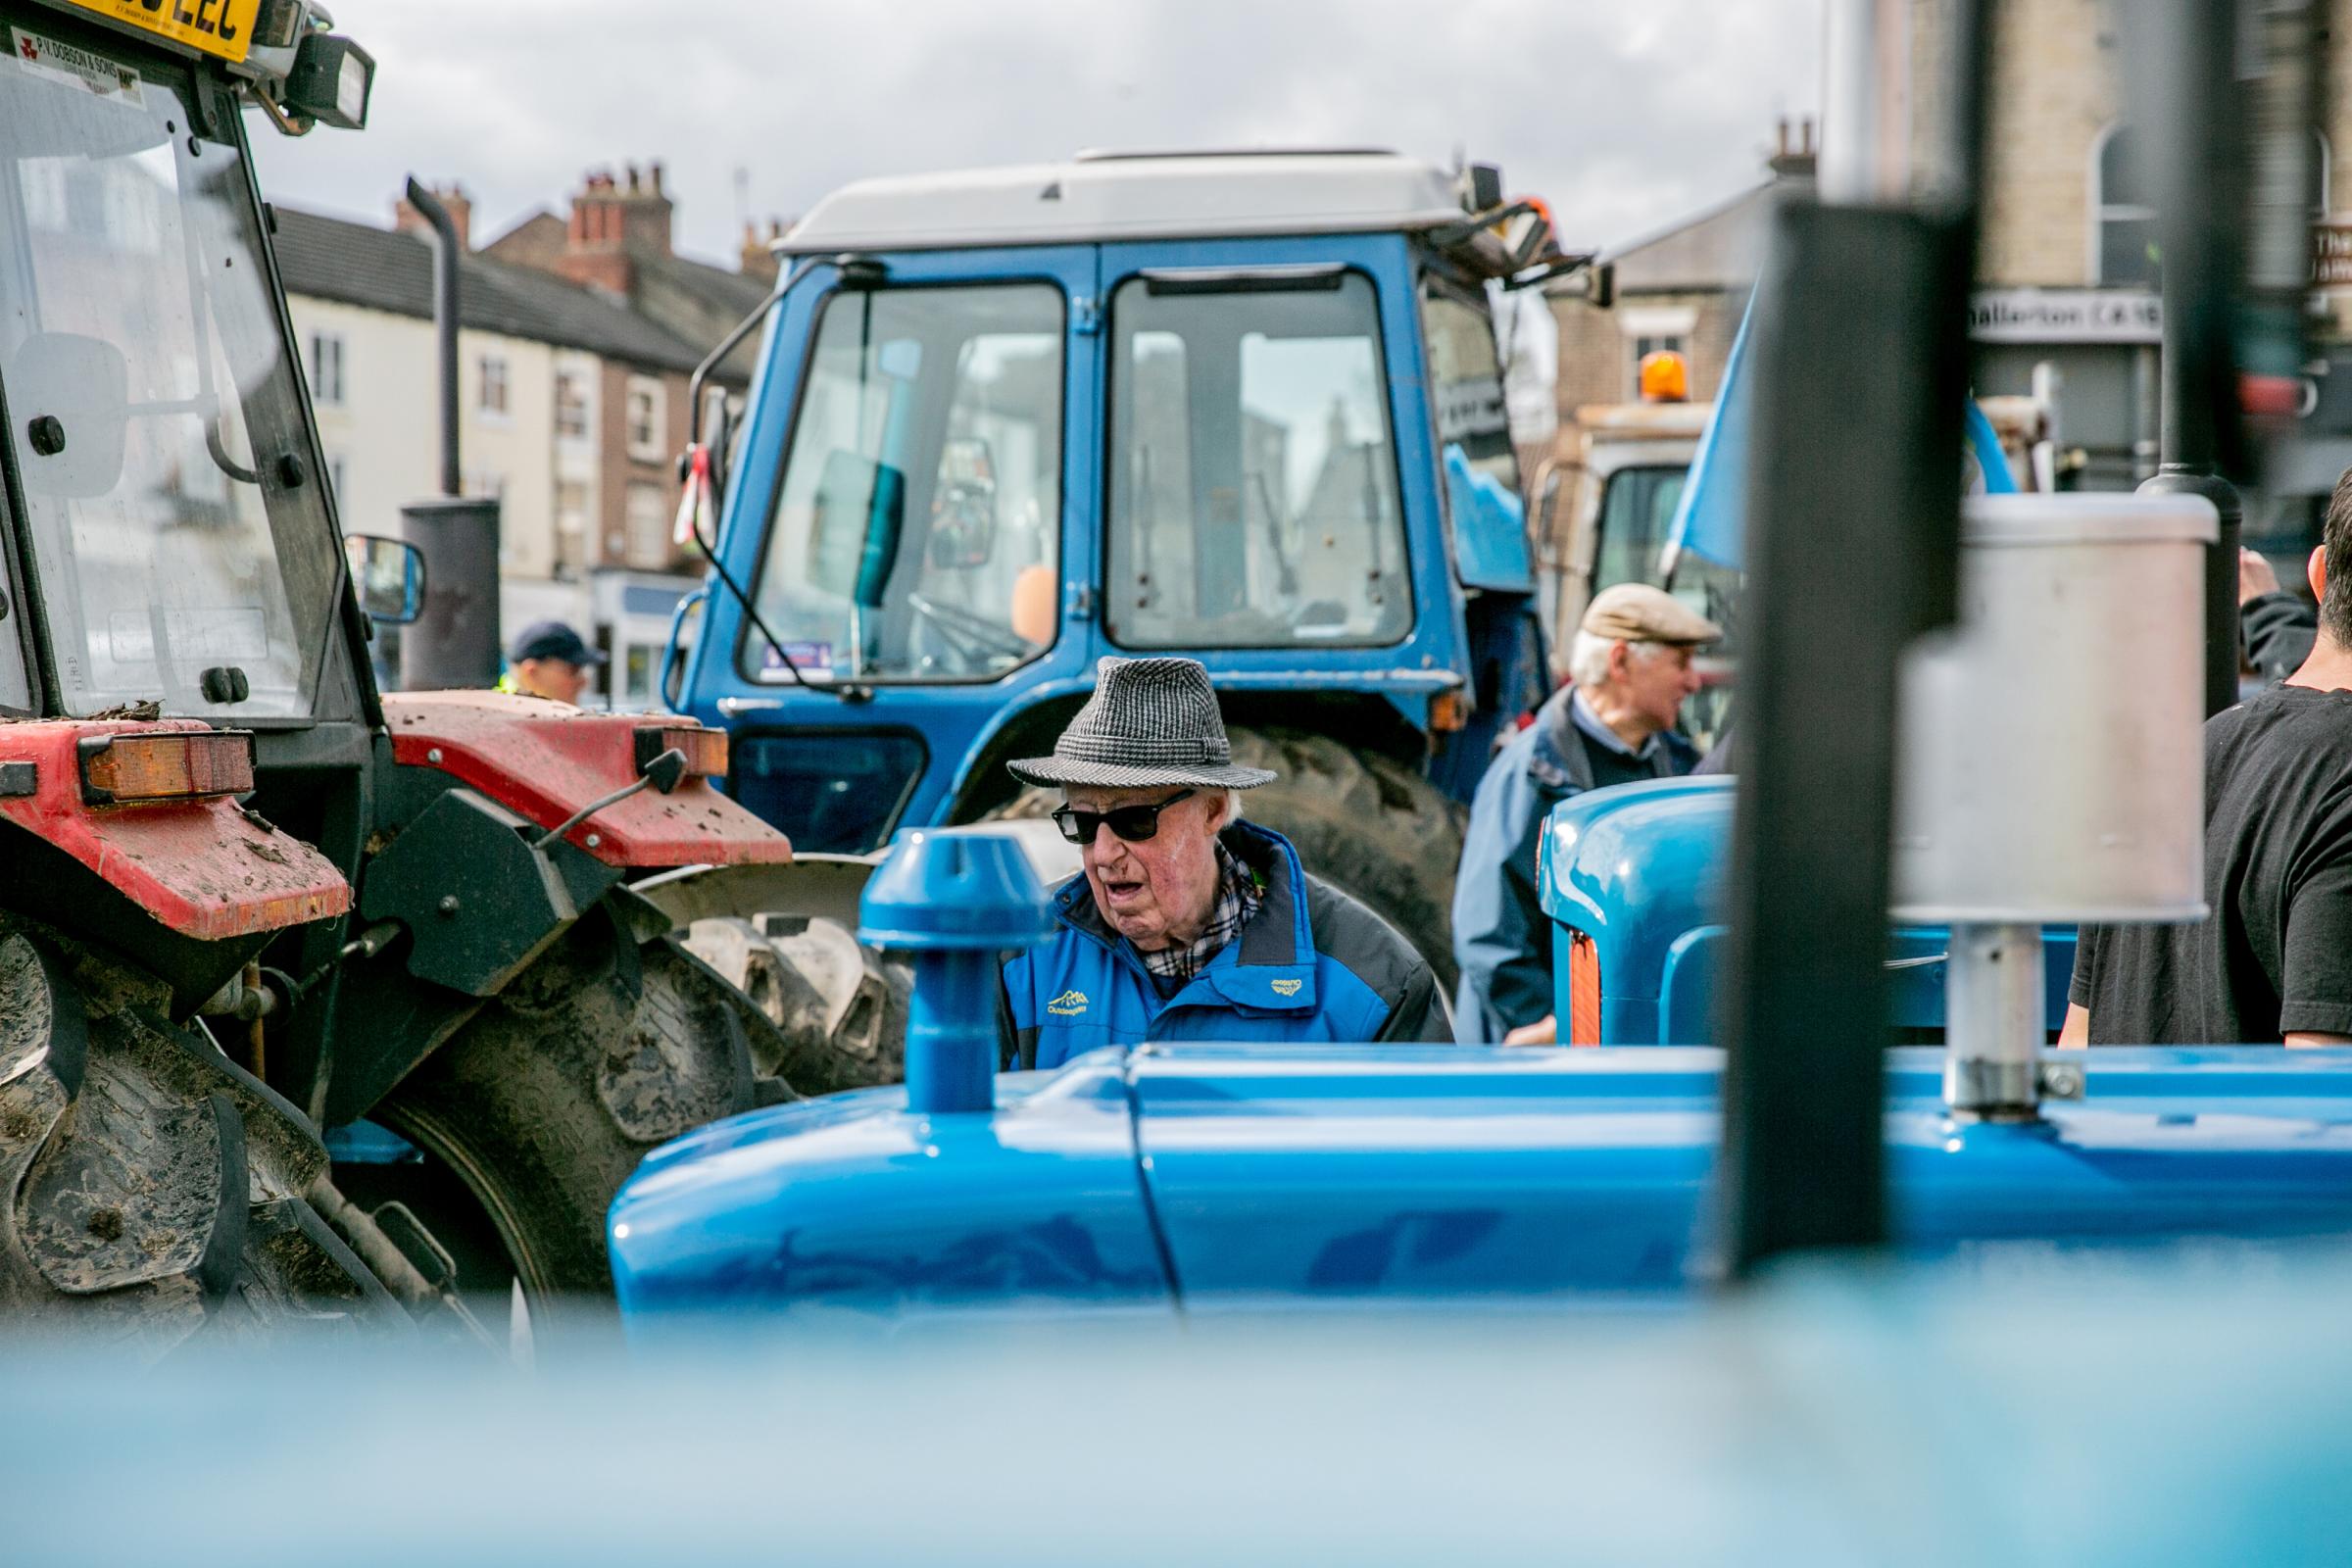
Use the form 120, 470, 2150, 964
747, 281, 1064, 683
0, 28, 337, 719
1105, 270, 1410, 650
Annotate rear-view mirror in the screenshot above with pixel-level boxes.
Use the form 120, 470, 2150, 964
927, 436, 1000, 569
10, 332, 127, 500
347, 533, 426, 623
807, 448, 906, 611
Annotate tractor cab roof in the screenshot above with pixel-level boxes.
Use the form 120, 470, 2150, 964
778, 149, 1481, 257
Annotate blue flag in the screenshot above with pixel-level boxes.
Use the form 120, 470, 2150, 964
1660, 300, 2019, 579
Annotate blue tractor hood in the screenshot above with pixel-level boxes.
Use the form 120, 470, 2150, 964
611, 1042, 2352, 1326
1537, 777, 2075, 1044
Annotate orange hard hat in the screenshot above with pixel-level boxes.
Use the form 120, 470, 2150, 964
1639, 350, 1690, 403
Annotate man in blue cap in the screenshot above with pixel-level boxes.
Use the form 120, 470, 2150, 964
503, 619, 606, 706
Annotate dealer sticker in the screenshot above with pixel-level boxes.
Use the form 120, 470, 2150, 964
11, 28, 143, 108
761, 641, 834, 673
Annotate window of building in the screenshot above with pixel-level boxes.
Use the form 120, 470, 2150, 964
2095, 124, 2329, 286
310, 331, 345, 406
326, 454, 347, 506
624, 480, 670, 566
556, 370, 590, 439
478, 353, 510, 417
555, 480, 590, 575
462, 469, 506, 502
625, 376, 665, 461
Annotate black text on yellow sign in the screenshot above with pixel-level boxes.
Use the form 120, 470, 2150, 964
61, 0, 263, 65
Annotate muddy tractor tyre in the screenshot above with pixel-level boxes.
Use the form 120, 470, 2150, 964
0, 932, 403, 1352
990, 726, 1464, 988
375, 915, 781, 1300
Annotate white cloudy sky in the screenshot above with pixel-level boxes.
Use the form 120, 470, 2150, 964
253, 0, 1824, 270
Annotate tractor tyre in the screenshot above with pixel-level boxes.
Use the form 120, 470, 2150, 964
372, 911, 784, 1303
988, 727, 1464, 989
0, 931, 404, 1354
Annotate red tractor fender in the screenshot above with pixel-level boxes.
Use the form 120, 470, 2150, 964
0, 720, 349, 941
382, 692, 792, 868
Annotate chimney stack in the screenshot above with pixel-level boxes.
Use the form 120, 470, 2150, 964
556, 160, 674, 297
739, 217, 788, 285
1767, 115, 1818, 180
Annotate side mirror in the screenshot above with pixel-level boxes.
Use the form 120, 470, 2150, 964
806, 448, 907, 611
926, 436, 1000, 570
10, 332, 127, 500
346, 534, 426, 623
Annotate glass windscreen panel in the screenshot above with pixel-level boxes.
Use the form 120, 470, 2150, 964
1106, 270, 1410, 649
749, 282, 1062, 682
0, 38, 336, 718
1420, 287, 1521, 495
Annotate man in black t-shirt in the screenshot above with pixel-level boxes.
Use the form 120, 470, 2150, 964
2064, 470, 2352, 1047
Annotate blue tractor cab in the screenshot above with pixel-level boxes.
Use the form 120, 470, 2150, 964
666, 152, 1582, 979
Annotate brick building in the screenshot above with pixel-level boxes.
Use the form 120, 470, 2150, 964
484, 164, 776, 384
1908, 0, 2349, 521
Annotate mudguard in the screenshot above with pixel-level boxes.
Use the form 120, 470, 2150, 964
382, 692, 792, 868
0, 720, 347, 941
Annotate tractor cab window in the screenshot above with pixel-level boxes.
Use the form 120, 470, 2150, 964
1106, 270, 1410, 650
749, 281, 1062, 683
1592, 465, 1688, 597
0, 36, 339, 719
1419, 286, 1521, 498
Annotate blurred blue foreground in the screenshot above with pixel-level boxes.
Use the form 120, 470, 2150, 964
7, 1250, 2350, 1565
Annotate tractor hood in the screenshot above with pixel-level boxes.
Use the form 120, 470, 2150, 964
611, 1042, 2352, 1328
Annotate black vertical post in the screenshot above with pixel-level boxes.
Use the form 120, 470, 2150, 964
1709, 0, 1988, 1282
398, 178, 499, 687
1710, 207, 1972, 1279
405, 176, 462, 499
2125, 0, 2248, 718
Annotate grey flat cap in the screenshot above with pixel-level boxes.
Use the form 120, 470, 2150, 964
1008, 657, 1277, 791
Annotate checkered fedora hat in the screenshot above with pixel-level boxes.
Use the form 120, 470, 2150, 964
1008, 657, 1278, 790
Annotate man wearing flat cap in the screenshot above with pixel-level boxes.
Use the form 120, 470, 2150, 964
1452, 583, 1722, 1045
1001, 656, 1450, 1068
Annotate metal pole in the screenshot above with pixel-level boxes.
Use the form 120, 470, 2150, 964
1941, 922, 2044, 1119
2122, 0, 2246, 718
405, 177, 462, 498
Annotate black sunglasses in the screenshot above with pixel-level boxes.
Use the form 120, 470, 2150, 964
1051, 789, 1196, 845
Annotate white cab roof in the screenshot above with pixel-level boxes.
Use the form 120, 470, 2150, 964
778, 150, 1470, 255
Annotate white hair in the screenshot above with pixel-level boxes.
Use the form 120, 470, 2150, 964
1568, 631, 1670, 691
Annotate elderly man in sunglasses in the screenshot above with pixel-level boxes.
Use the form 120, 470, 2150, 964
999, 656, 1450, 1069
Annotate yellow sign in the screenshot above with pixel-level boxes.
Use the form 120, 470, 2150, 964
61, 0, 263, 65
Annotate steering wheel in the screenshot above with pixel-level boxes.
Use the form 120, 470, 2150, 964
906, 592, 1035, 667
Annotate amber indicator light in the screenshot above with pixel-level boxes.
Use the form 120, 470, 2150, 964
79, 731, 256, 806
1568, 930, 1603, 1047
632, 724, 728, 780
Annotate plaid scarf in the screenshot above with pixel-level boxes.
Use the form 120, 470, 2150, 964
1139, 842, 1264, 995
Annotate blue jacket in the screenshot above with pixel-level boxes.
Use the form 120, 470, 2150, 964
1451, 687, 1698, 1043
1002, 823, 1451, 1068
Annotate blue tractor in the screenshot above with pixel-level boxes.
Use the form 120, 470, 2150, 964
662, 153, 1586, 989
604, 0, 2343, 1323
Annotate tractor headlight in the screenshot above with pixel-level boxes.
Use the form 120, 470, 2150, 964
283, 33, 373, 130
